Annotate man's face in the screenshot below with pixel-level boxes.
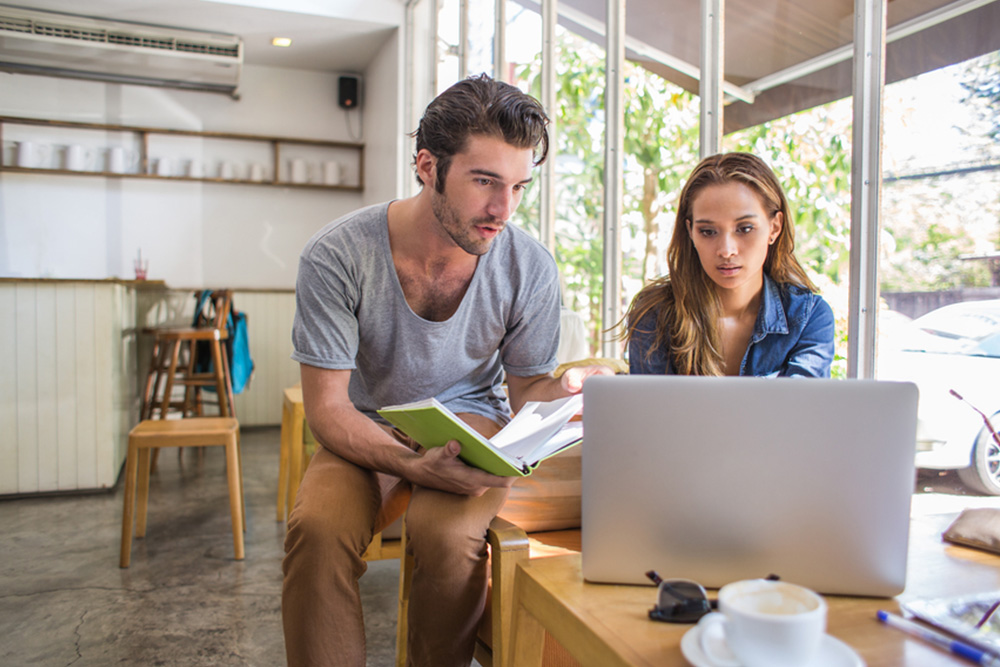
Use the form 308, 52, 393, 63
429, 134, 535, 256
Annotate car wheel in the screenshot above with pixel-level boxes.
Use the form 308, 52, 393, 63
957, 421, 1000, 496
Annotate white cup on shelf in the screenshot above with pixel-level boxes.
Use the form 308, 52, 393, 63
289, 158, 307, 184
64, 144, 94, 171
106, 147, 138, 174
16, 141, 50, 168
322, 161, 341, 186
187, 160, 204, 179
249, 163, 265, 182
107, 147, 126, 173
219, 161, 236, 180
154, 157, 172, 177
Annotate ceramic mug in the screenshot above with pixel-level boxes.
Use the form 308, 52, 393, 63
187, 160, 204, 179
322, 160, 341, 185
154, 157, 173, 177
289, 158, 307, 184
64, 144, 93, 171
16, 141, 49, 168
248, 163, 265, 182
698, 579, 827, 667
219, 161, 236, 180
107, 147, 127, 173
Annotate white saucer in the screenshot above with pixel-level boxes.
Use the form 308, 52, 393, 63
680, 622, 866, 667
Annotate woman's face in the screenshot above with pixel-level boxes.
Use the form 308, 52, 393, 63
687, 181, 782, 297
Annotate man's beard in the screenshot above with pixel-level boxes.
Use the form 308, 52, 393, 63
430, 189, 505, 256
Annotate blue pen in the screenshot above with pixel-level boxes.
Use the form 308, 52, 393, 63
877, 610, 1000, 666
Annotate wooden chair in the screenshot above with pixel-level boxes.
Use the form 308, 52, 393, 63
277, 384, 404, 560
276, 385, 307, 521
141, 289, 236, 421
119, 417, 244, 568
394, 517, 581, 667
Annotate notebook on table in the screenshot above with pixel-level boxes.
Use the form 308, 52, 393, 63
581, 375, 919, 597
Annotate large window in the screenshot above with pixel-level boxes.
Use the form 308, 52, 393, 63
417, 2, 1000, 501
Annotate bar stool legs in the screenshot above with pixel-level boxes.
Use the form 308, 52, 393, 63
120, 417, 244, 568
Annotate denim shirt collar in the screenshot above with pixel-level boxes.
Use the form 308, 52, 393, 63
752, 273, 789, 343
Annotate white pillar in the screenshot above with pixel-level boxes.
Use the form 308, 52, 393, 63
847, 0, 887, 379
602, 0, 625, 358
699, 0, 723, 158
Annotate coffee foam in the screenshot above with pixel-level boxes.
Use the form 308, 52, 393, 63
726, 582, 820, 616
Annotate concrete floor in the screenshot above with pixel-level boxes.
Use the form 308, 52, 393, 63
0, 426, 401, 667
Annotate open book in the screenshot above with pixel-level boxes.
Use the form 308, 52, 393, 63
377, 394, 583, 476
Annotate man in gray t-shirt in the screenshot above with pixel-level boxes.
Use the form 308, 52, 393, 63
281, 75, 610, 667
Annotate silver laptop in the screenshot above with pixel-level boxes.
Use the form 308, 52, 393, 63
581, 375, 919, 597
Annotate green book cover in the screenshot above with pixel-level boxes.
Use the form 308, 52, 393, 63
378, 395, 583, 477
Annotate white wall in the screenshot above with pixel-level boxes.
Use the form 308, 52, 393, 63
0, 47, 401, 288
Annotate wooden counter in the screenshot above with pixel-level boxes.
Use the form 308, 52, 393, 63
1, 278, 300, 495
0, 278, 140, 494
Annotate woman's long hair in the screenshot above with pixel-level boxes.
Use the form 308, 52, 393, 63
622, 152, 817, 376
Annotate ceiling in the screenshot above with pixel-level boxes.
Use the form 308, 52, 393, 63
529, 0, 1000, 131
0, 0, 399, 73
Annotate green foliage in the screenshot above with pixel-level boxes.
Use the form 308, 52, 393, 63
509, 30, 997, 358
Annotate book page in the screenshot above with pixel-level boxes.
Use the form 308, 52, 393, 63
499, 421, 583, 463
489, 394, 582, 452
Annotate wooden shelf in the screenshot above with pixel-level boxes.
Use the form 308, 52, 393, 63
0, 115, 364, 191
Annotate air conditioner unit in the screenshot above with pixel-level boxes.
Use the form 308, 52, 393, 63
0, 5, 242, 98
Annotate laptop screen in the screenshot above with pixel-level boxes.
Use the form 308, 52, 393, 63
581, 375, 918, 597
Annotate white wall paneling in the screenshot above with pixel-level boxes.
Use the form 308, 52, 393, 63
0, 281, 136, 495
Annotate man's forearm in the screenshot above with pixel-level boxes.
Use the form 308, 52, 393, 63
307, 400, 422, 478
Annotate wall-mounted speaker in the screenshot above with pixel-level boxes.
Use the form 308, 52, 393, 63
338, 76, 360, 109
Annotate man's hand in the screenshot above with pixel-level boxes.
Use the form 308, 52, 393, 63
410, 441, 516, 496
559, 363, 615, 394
507, 363, 617, 412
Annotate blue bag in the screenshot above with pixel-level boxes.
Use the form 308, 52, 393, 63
192, 290, 254, 395
228, 310, 253, 394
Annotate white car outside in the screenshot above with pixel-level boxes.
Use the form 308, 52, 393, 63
877, 300, 1000, 496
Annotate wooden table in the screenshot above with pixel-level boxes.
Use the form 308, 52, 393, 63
510, 513, 1000, 666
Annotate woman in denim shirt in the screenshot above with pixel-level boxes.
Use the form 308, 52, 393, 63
623, 153, 834, 377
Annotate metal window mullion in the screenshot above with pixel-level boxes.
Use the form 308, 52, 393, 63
602, 0, 625, 358
699, 0, 723, 158
847, 0, 887, 379
494, 0, 507, 81
430, 0, 439, 95
458, 0, 469, 79
539, 0, 557, 251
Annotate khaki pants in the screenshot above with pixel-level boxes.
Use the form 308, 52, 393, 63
282, 417, 509, 667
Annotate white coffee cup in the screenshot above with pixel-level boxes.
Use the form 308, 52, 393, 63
154, 157, 172, 177
16, 141, 49, 168
249, 163, 265, 182
108, 147, 126, 173
289, 158, 307, 184
64, 144, 93, 171
187, 160, 204, 179
698, 579, 826, 667
322, 160, 341, 185
219, 161, 235, 180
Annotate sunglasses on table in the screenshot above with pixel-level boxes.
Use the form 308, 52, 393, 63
646, 570, 781, 624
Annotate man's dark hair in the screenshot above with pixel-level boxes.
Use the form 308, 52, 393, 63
412, 74, 550, 192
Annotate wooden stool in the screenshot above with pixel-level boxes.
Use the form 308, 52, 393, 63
120, 417, 244, 568
141, 290, 236, 421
